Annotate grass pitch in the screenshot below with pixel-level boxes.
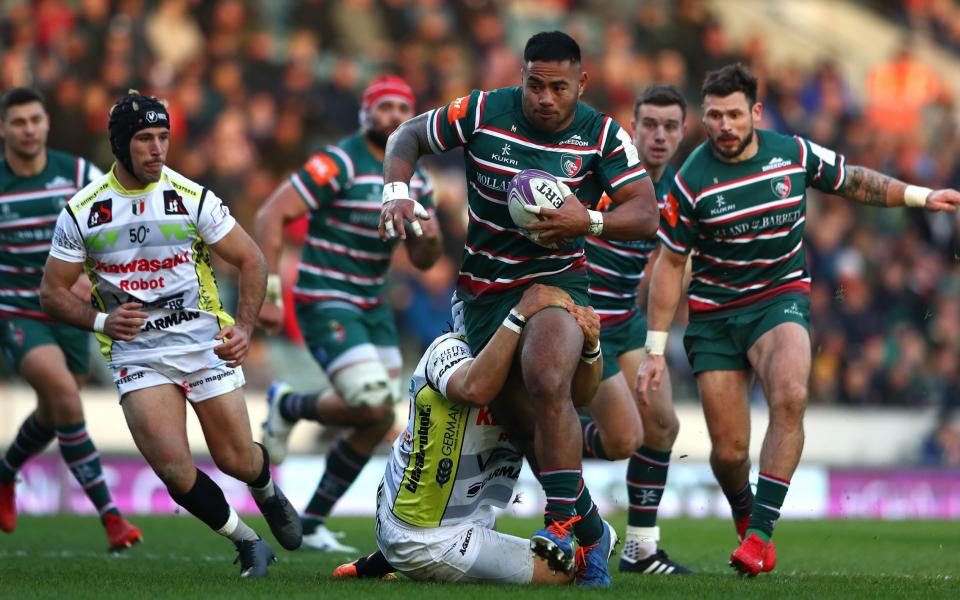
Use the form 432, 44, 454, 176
1, 515, 957, 599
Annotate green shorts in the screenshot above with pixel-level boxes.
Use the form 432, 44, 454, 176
599, 310, 647, 381
683, 295, 810, 374
295, 302, 398, 371
0, 317, 91, 375
461, 281, 589, 352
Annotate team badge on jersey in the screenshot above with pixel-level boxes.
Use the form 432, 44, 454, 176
328, 320, 345, 344
662, 193, 679, 227
88, 199, 113, 227
131, 198, 145, 215
561, 154, 582, 177
163, 190, 188, 215
771, 176, 792, 199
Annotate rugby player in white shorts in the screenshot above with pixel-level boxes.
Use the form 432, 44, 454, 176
40, 91, 301, 578
335, 284, 616, 585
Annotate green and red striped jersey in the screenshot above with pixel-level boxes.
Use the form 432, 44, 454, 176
586, 165, 673, 327
658, 130, 846, 317
426, 87, 647, 301
0, 149, 102, 319
289, 133, 434, 309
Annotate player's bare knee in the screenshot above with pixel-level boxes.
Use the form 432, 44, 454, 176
712, 441, 749, 469
770, 393, 806, 427
647, 412, 680, 447
602, 427, 643, 459
155, 458, 196, 494
210, 444, 258, 481
522, 367, 568, 407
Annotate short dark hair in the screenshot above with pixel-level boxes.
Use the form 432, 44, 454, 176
1, 87, 45, 119
702, 63, 758, 105
634, 85, 687, 121
524, 31, 581, 65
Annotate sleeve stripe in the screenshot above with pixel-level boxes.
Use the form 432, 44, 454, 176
290, 174, 320, 210
453, 117, 466, 145
425, 109, 444, 154
657, 229, 687, 253
675, 174, 695, 205
833, 154, 846, 190
75, 158, 83, 187
432, 108, 449, 151
325, 145, 355, 183
198, 186, 209, 217
64, 205, 83, 237
474, 91, 486, 132
599, 116, 613, 152
609, 165, 648, 188
794, 135, 808, 167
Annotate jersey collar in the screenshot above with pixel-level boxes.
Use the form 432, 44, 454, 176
108, 163, 161, 195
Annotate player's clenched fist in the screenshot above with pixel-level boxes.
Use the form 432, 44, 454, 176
214, 324, 252, 368
379, 181, 430, 241
103, 302, 148, 341
257, 302, 283, 335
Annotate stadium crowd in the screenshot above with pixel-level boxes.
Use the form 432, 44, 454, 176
1, 0, 958, 429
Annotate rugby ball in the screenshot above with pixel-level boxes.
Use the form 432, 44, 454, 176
507, 169, 568, 248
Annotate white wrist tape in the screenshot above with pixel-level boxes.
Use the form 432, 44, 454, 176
644, 330, 668, 355
265, 274, 282, 305
502, 312, 525, 334
93, 312, 108, 333
586, 209, 604, 237
904, 185, 932, 208
382, 181, 410, 204
581, 340, 601, 364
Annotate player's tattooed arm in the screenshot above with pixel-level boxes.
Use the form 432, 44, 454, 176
839, 166, 901, 207
383, 112, 435, 184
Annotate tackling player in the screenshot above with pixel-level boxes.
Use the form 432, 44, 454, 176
641, 64, 960, 576
579, 85, 692, 574
256, 76, 442, 552
40, 91, 302, 578
379, 31, 658, 583
338, 284, 612, 585
0, 87, 142, 550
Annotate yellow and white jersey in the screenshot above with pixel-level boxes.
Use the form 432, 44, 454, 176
50, 165, 236, 365
383, 332, 523, 528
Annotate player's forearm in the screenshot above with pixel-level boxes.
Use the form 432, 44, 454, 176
646, 252, 687, 332
571, 357, 602, 407
601, 179, 659, 241
405, 228, 443, 270
839, 165, 910, 208
253, 205, 285, 274
383, 113, 434, 185
39, 284, 99, 331
452, 326, 522, 407
233, 250, 268, 330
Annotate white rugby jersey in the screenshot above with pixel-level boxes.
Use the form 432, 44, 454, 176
50, 165, 236, 365
383, 332, 524, 528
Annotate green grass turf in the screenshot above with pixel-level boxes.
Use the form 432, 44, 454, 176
1, 515, 957, 599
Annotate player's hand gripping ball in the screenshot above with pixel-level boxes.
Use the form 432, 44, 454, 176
507, 169, 572, 249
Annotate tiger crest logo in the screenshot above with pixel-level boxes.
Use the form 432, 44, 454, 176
561, 154, 582, 177
771, 176, 792, 199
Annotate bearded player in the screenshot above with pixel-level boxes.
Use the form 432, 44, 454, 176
256, 76, 442, 552
380, 31, 659, 585
641, 63, 960, 575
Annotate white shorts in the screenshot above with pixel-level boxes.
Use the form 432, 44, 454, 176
112, 363, 245, 404
375, 489, 533, 584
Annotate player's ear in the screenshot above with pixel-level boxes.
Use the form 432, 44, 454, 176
578, 70, 588, 95
752, 101, 763, 122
